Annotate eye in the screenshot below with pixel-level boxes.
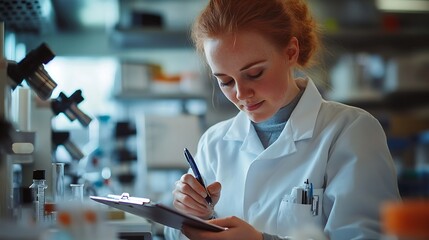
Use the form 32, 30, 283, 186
219, 79, 234, 87
214, 75, 234, 87
246, 70, 263, 79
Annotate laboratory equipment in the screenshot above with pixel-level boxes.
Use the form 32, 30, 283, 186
51, 90, 92, 127
0, 117, 13, 153
10, 88, 36, 165
0, 21, 59, 219
29, 170, 47, 223
52, 162, 64, 202
113, 121, 137, 193
17, 187, 33, 225
56, 200, 118, 239
0, 117, 14, 218
382, 199, 429, 239
70, 183, 84, 202
7, 43, 57, 101
52, 131, 84, 161
416, 131, 429, 173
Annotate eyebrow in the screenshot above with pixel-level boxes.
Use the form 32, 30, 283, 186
240, 60, 265, 71
213, 60, 266, 77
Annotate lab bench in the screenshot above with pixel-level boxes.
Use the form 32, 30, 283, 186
108, 212, 153, 240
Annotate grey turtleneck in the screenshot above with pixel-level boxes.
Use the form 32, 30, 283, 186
253, 89, 304, 149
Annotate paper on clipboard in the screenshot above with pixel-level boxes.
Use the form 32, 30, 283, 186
90, 193, 225, 232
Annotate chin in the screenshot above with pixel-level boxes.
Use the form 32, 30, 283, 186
247, 113, 270, 123
246, 108, 279, 123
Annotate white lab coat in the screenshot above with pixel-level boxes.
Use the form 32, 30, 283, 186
164, 78, 401, 240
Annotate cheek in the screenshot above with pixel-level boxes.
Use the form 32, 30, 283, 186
265, 72, 289, 96
221, 88, 237, 103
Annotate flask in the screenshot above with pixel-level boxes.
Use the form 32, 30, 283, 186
29, 170, 47, 223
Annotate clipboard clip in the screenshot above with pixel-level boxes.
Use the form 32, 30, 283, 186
120, 192, 130, 200
107, 192, 151, 205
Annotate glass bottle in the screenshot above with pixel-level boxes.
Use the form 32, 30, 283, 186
29, 170, 47, 223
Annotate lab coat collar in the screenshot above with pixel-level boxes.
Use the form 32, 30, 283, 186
224, 78, 323, 157
289, 78, 322, 141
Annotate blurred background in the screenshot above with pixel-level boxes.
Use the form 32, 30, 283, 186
1, 0, 429, 238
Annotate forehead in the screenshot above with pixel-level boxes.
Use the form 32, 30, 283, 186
203, 31, 275, 55
203, 31, 278, 71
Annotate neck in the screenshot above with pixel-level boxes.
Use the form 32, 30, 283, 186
282, 78, 301, 108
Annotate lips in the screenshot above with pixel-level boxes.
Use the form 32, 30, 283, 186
243, 101, 264, 111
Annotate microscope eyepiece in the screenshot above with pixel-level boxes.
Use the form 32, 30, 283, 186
7, 43, 57, 100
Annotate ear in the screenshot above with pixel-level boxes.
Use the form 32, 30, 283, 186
283, 37, 299, 64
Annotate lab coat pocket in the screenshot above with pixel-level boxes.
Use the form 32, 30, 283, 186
277, 188, 324, 235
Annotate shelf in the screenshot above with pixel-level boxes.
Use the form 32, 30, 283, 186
323, 29, 429, 52
109, 27, 193, 49
114, 91, 206, 101
114, 91, 208, 115
110, 27, 429, 51
335, 90, 429, 111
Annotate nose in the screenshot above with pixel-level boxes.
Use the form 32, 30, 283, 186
235, 81, 253, 100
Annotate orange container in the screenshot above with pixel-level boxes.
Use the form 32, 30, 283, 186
381, 199, 429, 239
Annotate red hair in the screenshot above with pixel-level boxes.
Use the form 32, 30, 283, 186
191, 0, 320, 67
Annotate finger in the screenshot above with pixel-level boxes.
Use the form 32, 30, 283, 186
176, 175, 207, 203
207, 182, 221, 196
173, 181, 215, 219
173, 199, 211, 218
174, 188, 207, 211
182, 174, 210, 199
173, 181, 208, 212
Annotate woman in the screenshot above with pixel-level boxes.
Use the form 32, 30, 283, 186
165, 0, 401, 239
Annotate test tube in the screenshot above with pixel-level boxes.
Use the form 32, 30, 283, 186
70, 183, 84, 202
52, 163, 64, 202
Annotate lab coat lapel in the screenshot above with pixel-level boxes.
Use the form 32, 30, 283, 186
259, 78, 323, 160
224, 112, 264, 155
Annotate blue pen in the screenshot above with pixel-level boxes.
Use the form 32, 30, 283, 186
184, 148, 213, 206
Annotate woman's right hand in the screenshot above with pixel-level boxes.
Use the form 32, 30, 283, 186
173, 173, 221, 219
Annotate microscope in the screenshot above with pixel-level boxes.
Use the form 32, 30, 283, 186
51, 90, 92, 127
0, 20, 58, 218
0, 22, 92, 220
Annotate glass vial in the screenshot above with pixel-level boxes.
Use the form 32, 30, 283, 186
70, 183, 84, 202
29, 170, 47, 223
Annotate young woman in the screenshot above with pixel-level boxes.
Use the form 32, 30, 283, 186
165, 0, 401, 239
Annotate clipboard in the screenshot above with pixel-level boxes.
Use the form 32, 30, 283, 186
90, 193, 225, 232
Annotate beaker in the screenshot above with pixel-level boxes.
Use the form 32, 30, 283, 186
70, 183, 84, 202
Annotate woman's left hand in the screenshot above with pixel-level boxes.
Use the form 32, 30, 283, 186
182, 216, 263, 240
